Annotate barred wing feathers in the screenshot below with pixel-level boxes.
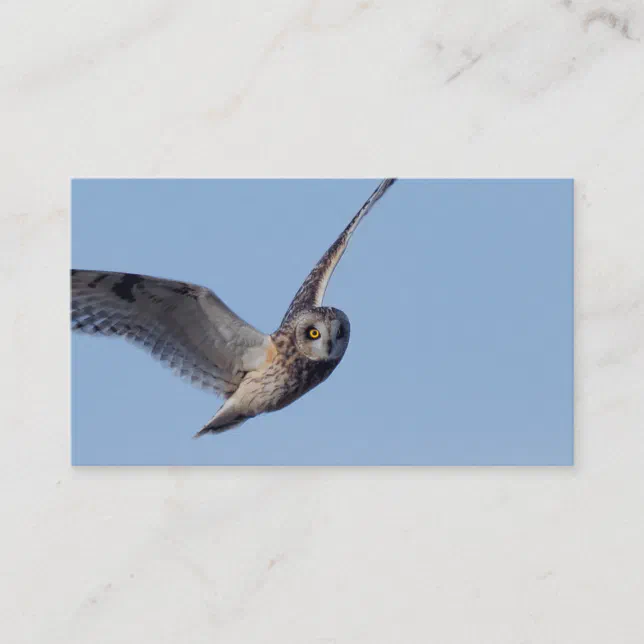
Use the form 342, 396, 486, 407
71, 270, 271, 397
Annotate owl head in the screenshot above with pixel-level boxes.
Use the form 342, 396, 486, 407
291, 307, 350, 362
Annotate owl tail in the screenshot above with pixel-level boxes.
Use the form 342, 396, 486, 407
193, 403, 249, 438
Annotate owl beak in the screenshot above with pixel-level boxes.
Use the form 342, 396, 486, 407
327, 340, 333, 355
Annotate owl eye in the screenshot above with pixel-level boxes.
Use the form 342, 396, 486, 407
307, 327, 321, 340
336, 326, 345, 340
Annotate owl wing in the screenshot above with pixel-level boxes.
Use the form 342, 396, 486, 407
71, 270, 273, 396
282, 178, 397, 324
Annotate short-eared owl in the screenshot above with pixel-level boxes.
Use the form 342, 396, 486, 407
71, 179, 397, 437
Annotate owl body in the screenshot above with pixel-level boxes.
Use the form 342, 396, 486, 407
200, 307, 348, 435
71, 179, 395, 437
268, 307, 348, 411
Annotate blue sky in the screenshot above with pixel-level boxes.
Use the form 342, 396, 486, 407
71, 179, 573, 465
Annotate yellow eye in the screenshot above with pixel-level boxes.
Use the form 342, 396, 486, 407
308, 327, 320, 340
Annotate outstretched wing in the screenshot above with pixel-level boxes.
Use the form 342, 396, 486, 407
282, 178, 397, 324
71, 270, 273, 397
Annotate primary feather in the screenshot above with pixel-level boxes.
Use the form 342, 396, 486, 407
71, 270, 271, 397
282, 178, 396, 324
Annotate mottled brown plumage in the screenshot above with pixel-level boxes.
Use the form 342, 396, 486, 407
71, 179, 396, 437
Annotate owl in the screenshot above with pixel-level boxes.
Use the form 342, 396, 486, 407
71, 179, 396, 437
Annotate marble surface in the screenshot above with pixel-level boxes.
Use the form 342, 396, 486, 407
1, 0, 643, 641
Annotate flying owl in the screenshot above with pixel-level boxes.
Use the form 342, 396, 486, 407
71, 179, 397, 437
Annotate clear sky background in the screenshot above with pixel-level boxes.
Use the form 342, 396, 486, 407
71, 179, 573, 465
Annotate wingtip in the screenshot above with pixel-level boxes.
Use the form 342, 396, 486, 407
373, 178, 397, 195
383, 178, 398, 190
